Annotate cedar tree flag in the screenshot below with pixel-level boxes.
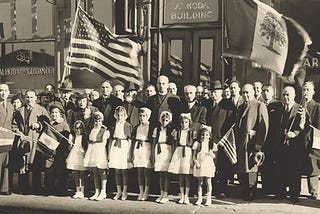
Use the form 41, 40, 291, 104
224, 0, 312, 77
66, 6, 143, 86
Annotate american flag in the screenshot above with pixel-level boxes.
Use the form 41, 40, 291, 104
217, 124, 237, 164
65, 6, 143, 86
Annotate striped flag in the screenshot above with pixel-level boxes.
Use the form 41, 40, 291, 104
65, 6, 143, 86
217, 124, 237, 164
224, 0, 311, 77
37, 127, 59, 158
0, 127, 15, 153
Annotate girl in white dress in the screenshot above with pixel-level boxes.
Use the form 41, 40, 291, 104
83, 111, 110, 201
108, 106, 133, 201
132, 107, 153, 201
192, 126, 218, 206
168, 113, 196, 204
152, 111, 173, 204
66, 120, 88, 199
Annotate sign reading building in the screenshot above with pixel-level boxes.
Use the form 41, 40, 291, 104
164, 0, 219, 24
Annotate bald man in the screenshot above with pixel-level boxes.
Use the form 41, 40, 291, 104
235, 84, 268, 201
0, 84, 14, 195
146, 75, 186, 128
275, 86, 305, 203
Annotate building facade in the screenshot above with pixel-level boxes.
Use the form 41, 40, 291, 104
0, 0, 319, 99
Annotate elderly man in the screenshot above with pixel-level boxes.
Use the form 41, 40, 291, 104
253, 81, 265, 102
0, 84, 14, 195
14, 89, 50, 194
146, 75, 185, 128
275, 86, 305, 203
301, 82, 320, 200
183, 85, 206, 131
113, 84, 125, 102
92, 80, 123, 129
235, 84, 268, 201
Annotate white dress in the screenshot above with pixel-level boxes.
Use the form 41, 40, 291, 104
168, 130, 193, 174
109, 122, 132, 169
66, 135, 87, 171
83, 127, 109, 169
193, 140, 217, 178
153, 127, 172, 172
133, 124, 153, 168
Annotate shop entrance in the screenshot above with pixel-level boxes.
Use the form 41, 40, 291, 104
162, 29, 221, 90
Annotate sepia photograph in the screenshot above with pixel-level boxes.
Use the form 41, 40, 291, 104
0, 0, 319, 213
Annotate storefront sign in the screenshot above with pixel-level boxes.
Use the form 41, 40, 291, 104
164, 0, 219, 24
0, 66, 55, 76
303, 57, 319, 68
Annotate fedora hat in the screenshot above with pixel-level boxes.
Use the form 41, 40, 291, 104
210, 80, 223, 90
58, 82, 73, 92
124, 82, 138, 92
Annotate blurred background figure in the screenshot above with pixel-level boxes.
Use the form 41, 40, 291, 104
90, 90, 100, 102
253, 81, 265, 102
223, 84, 231, 99
196, 85, 204, 103
113, 84, 125, 102
168, 82, 178, 95
144, 83, 156, 100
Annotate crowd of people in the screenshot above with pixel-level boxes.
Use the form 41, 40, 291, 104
0, 75, 319, 205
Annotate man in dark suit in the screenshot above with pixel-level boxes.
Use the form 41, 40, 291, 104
204, 80, 234, 198
0, 84, 14, 195
276, 86, 305, 203
146, 75, 185, 128
260, 85, 283, 194
229, 80, 244, 110
123, 82, 144, 128
235, 84, 269, 201
92, 80, 123, 129
301, 81, 320, 200
183, 85, 206, 131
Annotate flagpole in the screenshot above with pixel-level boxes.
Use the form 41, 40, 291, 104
221, 0, 225, 83
62, 0, 82, 82
43, 121, 73, 145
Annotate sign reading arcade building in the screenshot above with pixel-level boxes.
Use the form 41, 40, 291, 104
164, 0, 219, 24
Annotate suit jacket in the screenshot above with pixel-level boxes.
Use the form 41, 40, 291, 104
235, 99, 269, 173
13, 104, 50, 164
92, 95, 123, 129
303, 99, 320, 175
146, 93, 186, 128
206, 99, 234, 143
124, 99, 144, 128
189, 102, 207, 131
263, 99, 283, 159
0, 101, 14, 153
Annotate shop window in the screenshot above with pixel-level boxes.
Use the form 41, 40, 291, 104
199, 39, 213, 88
168, 39, 183, 87
116, 0, 137, 35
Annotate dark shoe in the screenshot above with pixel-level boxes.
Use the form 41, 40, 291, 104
290, 196, 299, 203
273, 194, 286, 200
310, 194, 317, 200
0, 191, 12, 195
244, 192, 256, 201
217, 193, 227, 199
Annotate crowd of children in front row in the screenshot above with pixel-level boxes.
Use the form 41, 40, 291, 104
52, 105, 218, 206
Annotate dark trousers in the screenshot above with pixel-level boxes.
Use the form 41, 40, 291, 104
214, 150, 234, 195
0, 152, 9, 193
238, 172, 258, 196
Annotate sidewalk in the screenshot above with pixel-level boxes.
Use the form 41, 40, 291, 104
0, 180, 319, 214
